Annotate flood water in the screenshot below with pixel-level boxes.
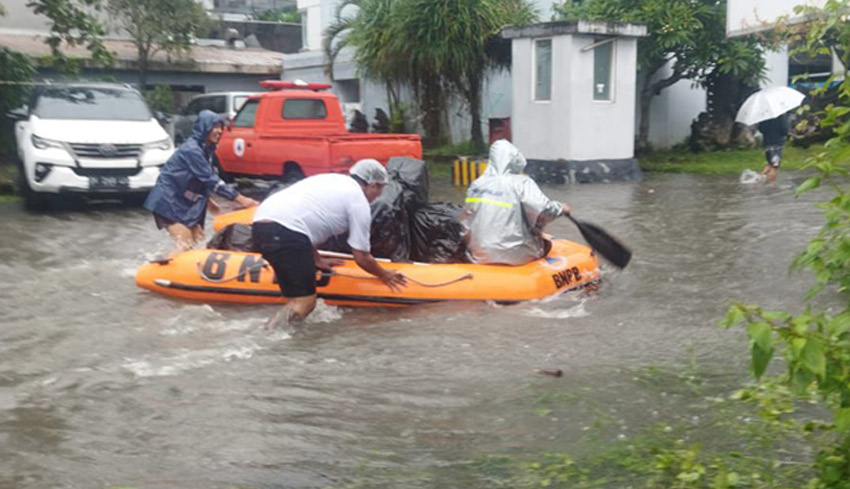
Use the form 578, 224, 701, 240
0, 172, 829, 488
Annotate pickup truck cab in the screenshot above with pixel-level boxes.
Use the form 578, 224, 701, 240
216, 81, 422, 182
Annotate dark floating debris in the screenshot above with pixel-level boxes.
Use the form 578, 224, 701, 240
537, 368, 563, 378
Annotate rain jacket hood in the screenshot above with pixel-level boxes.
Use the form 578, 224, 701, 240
485, 139, 527, 176
461, 140, 563, 265
192, 110, 224, 147
144, 110, 237, 227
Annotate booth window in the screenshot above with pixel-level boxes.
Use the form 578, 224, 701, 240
593, 38, 614, 101
534, 39, 552, 101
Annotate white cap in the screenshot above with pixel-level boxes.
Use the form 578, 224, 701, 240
349, 158, 389, 185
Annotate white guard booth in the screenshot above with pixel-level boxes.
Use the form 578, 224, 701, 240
502, 20, 647, 183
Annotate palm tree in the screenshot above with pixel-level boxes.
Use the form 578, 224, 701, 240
324, 0, 411, 133
395, 0, 536, 150
327, 0, 536, 149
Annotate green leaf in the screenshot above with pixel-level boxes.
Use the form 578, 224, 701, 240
835, 408, 850, 433
720, 304, 745, 329
791, 368, 815, 394
748, 322, 773, 351
721, 305, 746, 328
750, 343, 773, 378
796, 175, 822, 196
801, 338, 826, 379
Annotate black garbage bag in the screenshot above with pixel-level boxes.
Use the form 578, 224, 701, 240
369, 180, 410, 261
387, 157, 429, 213
409, 202, 468, 264
207, 223, 255, 252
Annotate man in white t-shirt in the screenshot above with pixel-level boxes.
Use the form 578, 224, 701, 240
252, 159, 407, 326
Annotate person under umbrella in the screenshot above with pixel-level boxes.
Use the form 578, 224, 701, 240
758, 112, 790, 183
735, 86, 805, 183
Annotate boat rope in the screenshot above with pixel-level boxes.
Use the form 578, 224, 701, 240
196, 261, 474, 288
328, 270, 474, 288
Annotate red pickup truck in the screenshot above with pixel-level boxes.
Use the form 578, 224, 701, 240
216, 81, 422, 182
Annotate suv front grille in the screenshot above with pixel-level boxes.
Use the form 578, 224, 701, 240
72, 167, 141, 177
69, 143, 143, 159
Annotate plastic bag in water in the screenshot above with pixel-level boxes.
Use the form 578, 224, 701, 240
740, 169, 765, 184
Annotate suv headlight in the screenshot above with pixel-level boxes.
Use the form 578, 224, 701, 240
31, 134, 64, 150
144, 138, 173, 151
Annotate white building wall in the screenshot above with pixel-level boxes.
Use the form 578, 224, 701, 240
298, 0, 323, 51
762, 46, 789, 88
727, 0, 825, 36
0, 0, 54, 31
642, 67, 706, 149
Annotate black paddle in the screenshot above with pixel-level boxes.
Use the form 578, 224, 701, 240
567, 215, 631, 269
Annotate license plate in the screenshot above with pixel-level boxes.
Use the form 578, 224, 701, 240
89, 175, 129, 191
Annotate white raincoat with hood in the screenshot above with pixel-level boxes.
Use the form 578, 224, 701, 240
461, 140, 565, 265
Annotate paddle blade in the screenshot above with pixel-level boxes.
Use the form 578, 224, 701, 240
569, 216, 631, 269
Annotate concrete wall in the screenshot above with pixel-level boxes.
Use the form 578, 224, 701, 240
512, 35, 638, 161
640, 66, 706, 149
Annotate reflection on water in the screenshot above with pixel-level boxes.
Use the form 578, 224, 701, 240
0, 173, 830, 488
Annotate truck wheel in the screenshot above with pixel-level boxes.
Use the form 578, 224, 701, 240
214, 155, 235, 183
17, 160, 49, 211
282, 163, 305, 184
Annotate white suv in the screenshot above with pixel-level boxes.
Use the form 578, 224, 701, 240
11, 83, 174, 209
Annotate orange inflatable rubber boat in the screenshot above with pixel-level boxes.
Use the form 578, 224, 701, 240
136, 240, 598, 307
136, 207, 599, 306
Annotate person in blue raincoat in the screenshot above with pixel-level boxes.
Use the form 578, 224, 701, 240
144, 110, 258, 256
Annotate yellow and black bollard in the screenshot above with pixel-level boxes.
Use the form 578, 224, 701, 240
452, 157, 489, 186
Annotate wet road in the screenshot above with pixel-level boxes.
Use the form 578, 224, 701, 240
0, 173, 828, 488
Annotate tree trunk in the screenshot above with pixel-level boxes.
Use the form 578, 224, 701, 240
420, 78, 443, 148
690, 71, 757, 151
467, 71, 484, 152
138, 47, 149, 91
637, 82, 654, 154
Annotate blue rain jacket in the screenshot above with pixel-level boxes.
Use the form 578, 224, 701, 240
144, 110, 238, 227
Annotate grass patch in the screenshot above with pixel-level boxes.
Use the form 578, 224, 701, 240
640, 144, 827, 175
424, 140, 486, 158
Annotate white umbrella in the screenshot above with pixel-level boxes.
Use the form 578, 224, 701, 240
735, 86, 805, 126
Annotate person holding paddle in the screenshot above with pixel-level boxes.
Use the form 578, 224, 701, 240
460, 140, 571, 265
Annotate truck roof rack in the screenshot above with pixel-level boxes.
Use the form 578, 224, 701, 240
259, 80, 332, 91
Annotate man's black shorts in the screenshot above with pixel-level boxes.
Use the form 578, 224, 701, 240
252, 221, 317, 298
